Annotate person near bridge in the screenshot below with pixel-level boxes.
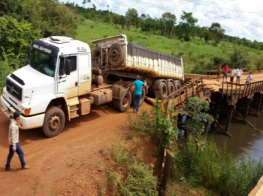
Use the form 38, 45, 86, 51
223, 64, 228, 82
236, 68, 243, 84
5, 111, 30, 171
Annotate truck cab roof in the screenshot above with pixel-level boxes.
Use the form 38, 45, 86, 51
33, 36, 91, 56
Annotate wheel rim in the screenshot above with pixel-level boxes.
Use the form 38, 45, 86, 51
110, 49, 119, 61
162, 85, 167, 95
49, 116, 61, 131
123, 95, 129, 107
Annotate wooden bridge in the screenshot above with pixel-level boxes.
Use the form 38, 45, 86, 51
145, 72, 263, 138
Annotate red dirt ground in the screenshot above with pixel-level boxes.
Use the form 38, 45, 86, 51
0, 103, 156, 196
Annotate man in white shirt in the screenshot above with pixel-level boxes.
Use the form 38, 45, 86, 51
230, 68, 236, 82
5, 111, 30, 171
236, 68, 243, 84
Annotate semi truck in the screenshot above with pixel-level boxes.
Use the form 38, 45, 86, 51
0, 34, 184, 137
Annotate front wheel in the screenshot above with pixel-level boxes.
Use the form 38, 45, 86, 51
42, 106, 65, 137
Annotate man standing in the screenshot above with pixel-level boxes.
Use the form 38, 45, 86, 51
133, 75, 144, 113
5, 111, 30, 171
236, 68, 243, 84
230, 68, 236, 82
223, 64, 229, 82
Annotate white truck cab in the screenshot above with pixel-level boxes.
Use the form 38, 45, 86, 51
1, 36, 93, 137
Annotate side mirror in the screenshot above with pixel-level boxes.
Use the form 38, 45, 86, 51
27, 45, 31, 62
65, 59, 71, 75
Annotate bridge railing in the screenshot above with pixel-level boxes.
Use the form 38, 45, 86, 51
221, 80, 263, 99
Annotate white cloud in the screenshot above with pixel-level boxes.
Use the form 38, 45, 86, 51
61, 0, 263, 42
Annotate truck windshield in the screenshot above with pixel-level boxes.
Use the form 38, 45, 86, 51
30, 49, 57, 77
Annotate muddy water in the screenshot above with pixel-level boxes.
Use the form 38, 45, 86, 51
208, 113, 263, 162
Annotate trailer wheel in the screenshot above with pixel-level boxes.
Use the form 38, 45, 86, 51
168, 81, 176, 98
175, 80, 182, 90
117, 90, 132, 112
92, 47, 104, 67
155, 82, 168, 100
112, 99, 119, 110
42, 106, 65, 138
108, 44, 124, 67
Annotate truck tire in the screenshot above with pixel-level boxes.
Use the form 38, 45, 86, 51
92, 47, 104, 67
175, 80, 182, 90
92, 75, 103, 85
112, 99, 119, 110
42, 106, 65, 138
108, 44, 124, 67
154, 82, 168, 100
168, 81, 176, 99
116, 90, 132, 112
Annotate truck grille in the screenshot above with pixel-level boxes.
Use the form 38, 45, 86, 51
6, 79, 22, 101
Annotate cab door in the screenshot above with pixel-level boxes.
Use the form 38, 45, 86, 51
78, 54, 91, 95
57, 56, 78, 98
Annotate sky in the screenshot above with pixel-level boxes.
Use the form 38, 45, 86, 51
61, 0, 263, 43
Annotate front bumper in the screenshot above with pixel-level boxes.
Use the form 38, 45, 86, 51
0, 96, 45, 130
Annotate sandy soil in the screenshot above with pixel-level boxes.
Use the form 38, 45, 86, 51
0, 103, 155, 196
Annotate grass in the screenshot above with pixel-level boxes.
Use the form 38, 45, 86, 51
106, 138, 158, 195
75, 19, 263, 73
32, 176, 39, 196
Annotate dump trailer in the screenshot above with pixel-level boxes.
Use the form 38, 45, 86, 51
0, 34, 184, 137
91, 34, 184, 101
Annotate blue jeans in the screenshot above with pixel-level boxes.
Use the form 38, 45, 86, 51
133, 94, 141, 113
5, 143, 26, 170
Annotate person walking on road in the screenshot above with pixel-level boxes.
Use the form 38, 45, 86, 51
223, 64, 228, 82
133, 75, 145, 113
230, 68, 236, 82
236, 68, 243, 84
5, 111, 30, 171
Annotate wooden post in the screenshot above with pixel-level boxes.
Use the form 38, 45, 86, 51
255, 93, 262, 116
225, 105, 234, 132
159, 150, 174, 195
243, 98, 252, 120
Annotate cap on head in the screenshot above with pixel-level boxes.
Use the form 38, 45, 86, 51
136, 75, 140, 80
13, 111, 21, 120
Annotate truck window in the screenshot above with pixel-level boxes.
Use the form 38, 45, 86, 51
59, 56, 77, 75
30, 49, 57, 77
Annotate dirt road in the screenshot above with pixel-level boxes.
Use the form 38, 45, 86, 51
0, 103, 153, 196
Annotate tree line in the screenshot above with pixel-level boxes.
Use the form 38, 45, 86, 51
68, 1, 263, 50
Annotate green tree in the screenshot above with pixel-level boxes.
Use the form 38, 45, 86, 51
0, 16, 40, 61
181, 97, 213, 139
209, 22, 225, 46
125, 8, 138, 28
160, 12, 176, 35
176, 11, 198, 41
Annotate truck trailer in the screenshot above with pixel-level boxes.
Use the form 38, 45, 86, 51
0, 34, 184, 137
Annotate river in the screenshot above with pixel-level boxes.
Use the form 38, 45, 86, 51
208, 112, 263, 162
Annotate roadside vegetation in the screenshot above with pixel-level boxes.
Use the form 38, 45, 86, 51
128, 97, 263, 196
